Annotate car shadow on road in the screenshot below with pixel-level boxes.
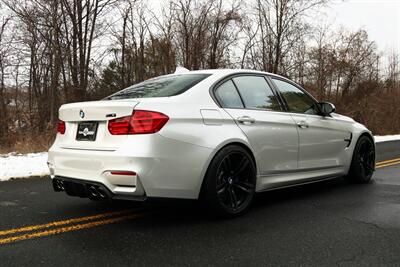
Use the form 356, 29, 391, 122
49, 176, 377, 258
106, 176, 375, 225
253, 176, 371, 207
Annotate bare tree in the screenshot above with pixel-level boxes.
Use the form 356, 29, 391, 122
206, 0, 242, 68
61, 0, 115, 100
170, 0, 242, 70
387, 49, 399, 91
244, 0, 327, 74
0, 15, 11, 139
0, 0, 400, 151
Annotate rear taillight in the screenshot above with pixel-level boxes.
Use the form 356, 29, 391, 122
107, 116, 131, 135
108, 110, 169, 135
57, 120, 66, 134
131, 110, 169, 134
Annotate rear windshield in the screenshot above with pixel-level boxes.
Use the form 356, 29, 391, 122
104, 74, 211, 100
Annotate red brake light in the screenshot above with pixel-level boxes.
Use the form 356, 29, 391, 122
108, 110, 169, 135
131, 110, 169, 134
57, 120, 66, 134
107, 116, 131, 135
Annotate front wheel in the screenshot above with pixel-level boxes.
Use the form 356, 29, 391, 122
202, 145, 257, 218
345, 135, 375, 183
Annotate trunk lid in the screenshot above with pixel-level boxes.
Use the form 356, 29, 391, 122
57, 100, 139, 151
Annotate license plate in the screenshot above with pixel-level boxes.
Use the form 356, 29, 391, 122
76, 122, 98, 141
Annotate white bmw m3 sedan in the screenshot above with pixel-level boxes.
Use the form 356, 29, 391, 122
48, 69, 375, 217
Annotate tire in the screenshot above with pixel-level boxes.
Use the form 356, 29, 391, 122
202, 145, 257, 218
345, 135, 375, 183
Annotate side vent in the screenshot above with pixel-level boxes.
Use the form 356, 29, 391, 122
345, 133, 353, 147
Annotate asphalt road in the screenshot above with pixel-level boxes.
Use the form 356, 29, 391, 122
0, 141, 400, 266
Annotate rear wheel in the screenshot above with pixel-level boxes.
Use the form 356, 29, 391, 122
346, 135, 375, 183
202, 145, 256, 218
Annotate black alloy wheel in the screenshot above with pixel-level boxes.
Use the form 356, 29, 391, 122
358, 138, 375, 178
203, 145, 256, 218
346, 135, 375, 183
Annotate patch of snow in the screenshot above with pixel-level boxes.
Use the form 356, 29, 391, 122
374, 135, 400, 143
0, 152, 49, 181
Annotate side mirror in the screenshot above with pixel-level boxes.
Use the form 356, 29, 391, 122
319, 102, 336, 116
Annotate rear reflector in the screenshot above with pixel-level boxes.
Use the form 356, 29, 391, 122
110, 171, 137, 176
57, 120, 66, 134
108, 110, 169, 135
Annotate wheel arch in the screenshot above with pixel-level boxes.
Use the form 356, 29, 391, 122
361, 131, 374, 142
197, 140, 257, 200
224, 142, 257, 172
345, 130, 376, 182
357, 131, 375, 149
348, 130, 375, 165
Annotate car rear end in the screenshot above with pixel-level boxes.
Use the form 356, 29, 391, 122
48, 73, 215, 201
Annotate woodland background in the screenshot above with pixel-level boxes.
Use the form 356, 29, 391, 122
0, 0, 399, 153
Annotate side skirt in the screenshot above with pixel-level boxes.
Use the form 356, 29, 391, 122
255, 175, 343, 193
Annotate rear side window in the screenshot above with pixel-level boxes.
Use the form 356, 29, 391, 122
233, 76, 281, 111
272, 78, 318, 115
215, 80, 244, 108
105, 74, 210, 100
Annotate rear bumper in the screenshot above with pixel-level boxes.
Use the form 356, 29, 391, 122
48, 134, 213, 200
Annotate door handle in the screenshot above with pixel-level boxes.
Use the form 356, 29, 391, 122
297, 121, 309, 129
237, 116, 256, 125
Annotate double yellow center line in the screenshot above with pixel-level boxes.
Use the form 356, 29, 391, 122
375, 157, 400, 169
0, 209, 144, 245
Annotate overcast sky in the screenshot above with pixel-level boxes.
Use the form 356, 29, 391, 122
144, 0, 400, 53
326, 0, 400, 52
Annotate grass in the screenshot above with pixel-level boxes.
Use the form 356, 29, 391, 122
0, 132, 55, 154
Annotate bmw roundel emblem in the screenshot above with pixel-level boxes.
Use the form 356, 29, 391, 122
79, 110, 85, 119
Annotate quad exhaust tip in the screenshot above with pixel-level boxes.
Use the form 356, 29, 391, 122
52, 178, 111, 200
97, 188, 107, 198
88, 185, 109, 200
57, 180, 64, 190
52, 178, 65, 191
88, 186, 99, 198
